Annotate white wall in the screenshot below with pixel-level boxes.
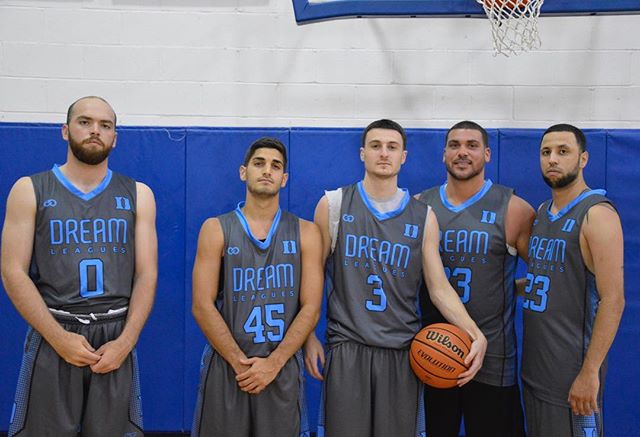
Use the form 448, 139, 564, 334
1, 0, 639, 128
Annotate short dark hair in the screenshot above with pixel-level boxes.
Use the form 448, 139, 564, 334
446, 121, 488, 148
243, 137, 288, 169
542, 124, 587, 152
362, 119, 407, 150
66, 96, 117, 125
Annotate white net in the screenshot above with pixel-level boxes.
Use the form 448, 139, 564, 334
477, 0, 545, 56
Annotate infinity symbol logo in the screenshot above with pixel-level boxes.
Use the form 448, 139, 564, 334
43, 199, 57, 207
342, 214, 355, 223
227, 247, 240, 255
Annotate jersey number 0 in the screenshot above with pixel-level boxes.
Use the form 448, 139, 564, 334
79, 258, 105, 298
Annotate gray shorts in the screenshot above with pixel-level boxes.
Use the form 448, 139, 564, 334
8, 311, 143, 437
191, 344, 309, 437
523, 384, 603, 437
319, 342, 425, 437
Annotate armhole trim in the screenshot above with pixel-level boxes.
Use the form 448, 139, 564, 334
326, 188, 342, 254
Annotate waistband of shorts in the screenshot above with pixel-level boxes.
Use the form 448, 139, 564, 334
49, 306, 128, 324
327, 339, 410, 352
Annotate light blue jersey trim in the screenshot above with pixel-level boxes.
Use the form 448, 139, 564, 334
295, 350, 311, 437
439, 179, 493, 213
52, 164, 113, 201
547, 189, 607, 222
356, 180, 410, 221
584, 272, 599, 356
234, 202, 282, 250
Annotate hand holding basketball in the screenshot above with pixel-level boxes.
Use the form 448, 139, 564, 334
457, 329, 487, 386
410, 323, 473, 388
410, 323, 487, 388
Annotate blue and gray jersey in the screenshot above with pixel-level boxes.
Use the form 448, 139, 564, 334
522, 190, 611, 406
419, 180, 518, 387
29, 166, 136, 313
327, 182, 429, 350
217, 205, 302, 357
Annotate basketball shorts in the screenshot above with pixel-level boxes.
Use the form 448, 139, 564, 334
8, 309, 143, 437
523, 384, 603, 437
424, 379, 525, 437
191, 344, 310, 437
318, 341, 426, 437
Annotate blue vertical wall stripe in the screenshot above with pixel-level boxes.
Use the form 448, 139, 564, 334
182, 129, 190, 432
287, 129, 292, 214
495, 127, 501, 183
604, 131, 609, 191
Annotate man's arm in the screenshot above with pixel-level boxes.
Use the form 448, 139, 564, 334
192, 218, 250, 377
91, 182, 158, 373
569, 203, 625, 416
505, 194, 535, 297
303, 196, 330, 381
422, 209, 487, 386
237, 219, 324, 394
505, 194, 535, 262
1, 177, 100, 366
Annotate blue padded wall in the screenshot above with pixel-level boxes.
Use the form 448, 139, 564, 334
112, 127, 187, 430
602, 131, 640, 437
0, 123, 637, 435
0, 124, 66, 430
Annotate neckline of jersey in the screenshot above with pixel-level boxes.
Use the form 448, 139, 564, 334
51, 164, 113, 201
234, 202, 282, 250
546, 189, 607, 222
356, 180, 410, 221
439, 179, 493, 213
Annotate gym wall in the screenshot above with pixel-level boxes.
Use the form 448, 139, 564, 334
0, 1, 639, 128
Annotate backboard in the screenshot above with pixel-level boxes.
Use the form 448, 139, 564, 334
292, 0, 640, 23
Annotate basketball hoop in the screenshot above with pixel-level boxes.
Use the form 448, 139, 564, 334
478, 0, 545, 56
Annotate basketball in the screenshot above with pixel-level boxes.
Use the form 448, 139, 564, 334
485, 0, 529, 9
410, 323, 472, 389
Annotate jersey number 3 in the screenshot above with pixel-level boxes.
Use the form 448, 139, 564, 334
366, 274, 387, 312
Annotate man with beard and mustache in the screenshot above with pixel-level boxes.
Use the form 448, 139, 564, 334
191, 137, 323, 437
1, 96, 157, 437
415, 120, 535, 437
303, 119, 487, 437
522, 124, 624, 437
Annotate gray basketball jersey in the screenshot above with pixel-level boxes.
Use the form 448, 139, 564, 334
522, 190, 611, 406
29, 166, 136, 313
327, 182, 428, 350
419, 180, 518, 387
217, 205, 302, 357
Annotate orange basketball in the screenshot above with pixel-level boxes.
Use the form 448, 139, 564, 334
484, 0, 529, 9
410, 323, 472, 389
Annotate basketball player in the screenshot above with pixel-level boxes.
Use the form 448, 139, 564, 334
1, 96, 157, 437
303, 119, 487, 437
417, 121, 534, 437
522, 124, 624, 437
190, 138, 323, 437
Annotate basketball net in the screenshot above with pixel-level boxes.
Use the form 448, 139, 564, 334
477, 0, 544, 56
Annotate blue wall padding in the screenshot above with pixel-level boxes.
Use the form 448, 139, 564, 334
601, 131, 640, 437
0, 124, 637, 435
0, 124, 66, 431
111, 127, 188, 429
